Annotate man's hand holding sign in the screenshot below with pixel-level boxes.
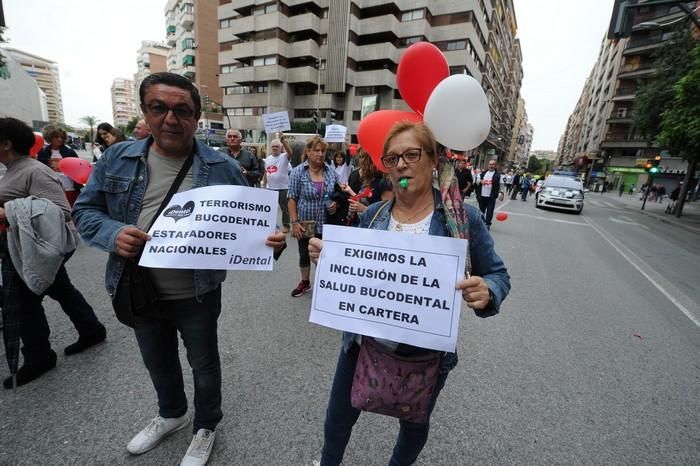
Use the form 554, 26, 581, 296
138, 185, 285, 270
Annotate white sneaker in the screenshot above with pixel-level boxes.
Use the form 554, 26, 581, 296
180, 429, 216, 466
126, 414, 189, 455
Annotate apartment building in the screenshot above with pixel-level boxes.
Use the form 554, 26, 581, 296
506, 94, 531, 168
0, 50, 49, 127
165, 0, 226, 143
560, 2, 695, 191
111, 78, 138, 128
600, 2, 694, 191
217, 0, 522, 157
134, 40, 169, 110
4, 47, 64, 123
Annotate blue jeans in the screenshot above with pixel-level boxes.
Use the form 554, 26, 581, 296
521, 188, 528, 201
321, 344, 449, 466
133, 286, 222, 433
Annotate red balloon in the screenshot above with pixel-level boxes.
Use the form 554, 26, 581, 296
357, 110, 422, 172
397, 42, 449, 115
349, 144, 358, 156
59, 157, 93, 185
29, 133, 45, 158
496, 211, 508, 222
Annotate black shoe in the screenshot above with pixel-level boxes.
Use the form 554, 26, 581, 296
3, 350, 57, 389
64, 325, 106, 356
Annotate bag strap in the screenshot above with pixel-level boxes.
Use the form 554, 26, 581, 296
367, 200, 390, 228
146, 149, 194, 232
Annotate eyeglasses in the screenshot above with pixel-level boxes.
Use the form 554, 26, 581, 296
381, 148, 422, 168
143, 102, 195, 120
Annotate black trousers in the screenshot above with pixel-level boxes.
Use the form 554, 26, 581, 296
477, 196, 497, 226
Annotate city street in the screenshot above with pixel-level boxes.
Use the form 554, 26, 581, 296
1, 194, 699, 466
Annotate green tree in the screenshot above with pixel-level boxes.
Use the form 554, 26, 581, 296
80, 115, 98, 145
527, 155, 542, 173
633, 28, 696, 142
124, 116, 139, 136
0, 27, 8, 75
291, 119, 325, 134
656, 43, 700, 217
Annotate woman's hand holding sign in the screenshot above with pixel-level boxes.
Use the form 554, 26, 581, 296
309, 238, 322, 265
456, 275, 490, 310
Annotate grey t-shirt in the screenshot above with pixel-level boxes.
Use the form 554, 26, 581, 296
0, 156, 72, 220
137, 147, 195, 300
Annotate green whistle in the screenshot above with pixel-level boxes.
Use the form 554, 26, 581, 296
399, 178, 409, 190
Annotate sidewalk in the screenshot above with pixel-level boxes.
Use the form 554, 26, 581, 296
598, 192, 700, 234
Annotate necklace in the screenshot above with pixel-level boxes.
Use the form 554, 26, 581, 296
392, 201, 433, 228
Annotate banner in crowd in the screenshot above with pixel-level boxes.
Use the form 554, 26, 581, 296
262, 111, 291, 134
324, 124, 347, 143
309, 225, 467, 352
139, 185, 278, 271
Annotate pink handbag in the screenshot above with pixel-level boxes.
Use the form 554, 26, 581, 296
350, 337, 440, 424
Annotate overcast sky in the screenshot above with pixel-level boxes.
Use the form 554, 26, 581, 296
3, 0, 616, 151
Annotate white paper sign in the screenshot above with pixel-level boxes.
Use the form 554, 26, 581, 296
139, 185, 278, 271
324, 124, 347, 143
310, 225, 467, 352
262, 111, 291, 134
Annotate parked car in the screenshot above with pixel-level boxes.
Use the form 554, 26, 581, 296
536, 175, 584, 214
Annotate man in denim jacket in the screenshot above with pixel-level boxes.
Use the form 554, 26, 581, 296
73, 72, 286, 466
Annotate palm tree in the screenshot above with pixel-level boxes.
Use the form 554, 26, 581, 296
80, 115, 98, 144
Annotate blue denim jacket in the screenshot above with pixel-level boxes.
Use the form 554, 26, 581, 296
341, 188, 511, 371
72, 138, 248, 299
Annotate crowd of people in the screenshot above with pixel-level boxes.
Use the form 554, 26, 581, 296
0, 72, 511, 466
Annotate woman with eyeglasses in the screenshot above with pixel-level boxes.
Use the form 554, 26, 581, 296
308, 121, 510, 465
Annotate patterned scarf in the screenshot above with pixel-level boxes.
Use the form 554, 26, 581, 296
436, 156, 471, 274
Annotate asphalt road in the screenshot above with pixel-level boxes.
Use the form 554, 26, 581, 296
1, 193, 698, 465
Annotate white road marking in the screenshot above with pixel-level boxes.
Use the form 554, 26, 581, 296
602, 201, 618, 209
583, 215, 700, 327
495, 199, 511, 212
609, 216, 650, 230
504, 211, 591, 226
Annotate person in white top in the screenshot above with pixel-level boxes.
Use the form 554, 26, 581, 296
475, 158, 504, 229
265, 134, 293, 233
331, 150, 352, 184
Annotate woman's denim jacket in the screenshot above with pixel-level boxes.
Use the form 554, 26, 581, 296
72, 138, 248, 300
341, 188, 511, 372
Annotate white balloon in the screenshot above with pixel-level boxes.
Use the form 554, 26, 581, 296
423, 74, 491, 151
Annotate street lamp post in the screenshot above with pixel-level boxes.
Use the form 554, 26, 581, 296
609, 0, 700, 39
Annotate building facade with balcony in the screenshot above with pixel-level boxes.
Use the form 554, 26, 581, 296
111, 78, 138, 128
165, 0, 226, 143
133, 40, 169, 111
4, 48, 64, 123
600, 2, 696, 191
506, 94, 531, 169
217, 0, 522, 149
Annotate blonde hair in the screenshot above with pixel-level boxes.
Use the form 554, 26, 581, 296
305, 135, 328, 153
381, 121, 437, 161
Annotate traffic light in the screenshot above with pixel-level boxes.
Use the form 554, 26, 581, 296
644, 159, 653, 173
650, 155, 661, 174
312, 111, 320, 132
326, 111, 335, 126
204, 95, 210, 106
